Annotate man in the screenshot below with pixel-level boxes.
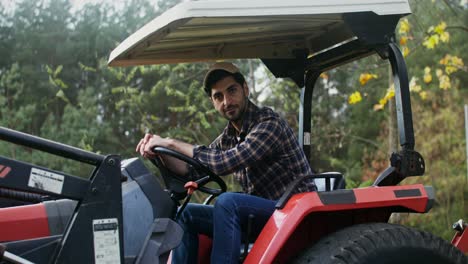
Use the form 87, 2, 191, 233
136, 62, 316, 263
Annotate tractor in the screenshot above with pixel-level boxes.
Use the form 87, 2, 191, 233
0, 0, 467, 263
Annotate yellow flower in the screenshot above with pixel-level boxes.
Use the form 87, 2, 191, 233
439, 75, 451, 90
423, 35, 439, 49
423, 74, 432, 84
427, 26, 435, 34
386, 87, 395, 99
419, 91, 428, 100
439, 55, 450, 65
441, 54, 464, 66
423, 67, 432, 83
422, 22, 450, 50
451, 56, 464, 67
440, 31, 450, 43
445, 66, 457, 75
410, 78, 424, 95
359, 73, 378, 86
409, 77, 422, 92
320, 73, 329, 80
436, 69, 443, 77
410, 77, 426, 99
373, 104, 384, 111
402, 46, 410, 57
399, 19, 410, 34
374, 85, 397, 110
348, 91, 362, 104
440, 54, 464, 75
434, 22, 447, 35
379, 98, 388, 106
400, 36, 408, 46
374, 86, 396, 110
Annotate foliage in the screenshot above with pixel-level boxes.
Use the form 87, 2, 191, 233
392, 88, 468, 240
354, 0, 467, 239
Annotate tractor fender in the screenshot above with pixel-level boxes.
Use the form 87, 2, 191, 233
0, 199, 77, 242
0, 203, 49, 242
244, 184, 433, 264
451, 219, 468, 253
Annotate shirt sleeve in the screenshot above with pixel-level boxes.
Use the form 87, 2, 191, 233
193, 118, 283, 176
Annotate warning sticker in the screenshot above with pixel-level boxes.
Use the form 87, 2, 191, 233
28, 168, 64, 194
304, 132, 311, 145
93, 218, 121, 264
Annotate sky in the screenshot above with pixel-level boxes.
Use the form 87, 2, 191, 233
0, 0, 15, 11
0, 0, 127, 13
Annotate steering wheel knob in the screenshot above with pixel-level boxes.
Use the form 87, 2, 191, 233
184, 181, 198, 195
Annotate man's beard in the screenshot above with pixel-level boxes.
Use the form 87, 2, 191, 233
224, 97, 248, 122
224, 106, 241, 121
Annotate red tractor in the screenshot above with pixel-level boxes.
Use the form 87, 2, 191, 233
0, 0, 467, 263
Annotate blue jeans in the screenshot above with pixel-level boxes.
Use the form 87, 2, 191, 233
172, 192, 276, 264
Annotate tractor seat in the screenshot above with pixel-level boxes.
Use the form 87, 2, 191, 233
313, 172, 346, 192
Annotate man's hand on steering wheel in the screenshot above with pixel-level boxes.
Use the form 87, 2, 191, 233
136, 133, 164, 159
150, 146, 226, 196
148, 146, 227, 219
136, 133, 226, 198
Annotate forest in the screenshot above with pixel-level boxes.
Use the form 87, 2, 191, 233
0, 0, 466, 240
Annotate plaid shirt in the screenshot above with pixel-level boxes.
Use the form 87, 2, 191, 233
193, 101, 316, 200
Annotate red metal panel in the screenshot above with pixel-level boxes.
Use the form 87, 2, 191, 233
245, 192, 322, 263
244, 184, 429, 264
353, 185, 428, 212
452, 228, 468, 254
0, 203, 50, 242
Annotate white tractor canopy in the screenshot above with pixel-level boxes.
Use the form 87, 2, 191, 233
108, 0, 411, 68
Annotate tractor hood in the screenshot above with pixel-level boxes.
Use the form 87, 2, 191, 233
108, 0, 411, 67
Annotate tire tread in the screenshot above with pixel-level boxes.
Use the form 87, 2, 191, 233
293, 223, 468, 264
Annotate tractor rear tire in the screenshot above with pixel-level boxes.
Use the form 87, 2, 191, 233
293, 222, 468, 264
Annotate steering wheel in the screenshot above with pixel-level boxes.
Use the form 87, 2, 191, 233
150, 146, 227, 198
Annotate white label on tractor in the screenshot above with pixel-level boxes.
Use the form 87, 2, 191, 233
28, 168, 64, 194
93, 218, 121, 264
304, 132, 311, 145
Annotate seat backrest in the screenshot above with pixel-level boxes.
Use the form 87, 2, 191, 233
313, 172, 346, 191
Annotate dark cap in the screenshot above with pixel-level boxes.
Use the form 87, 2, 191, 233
203, 62, 240, 89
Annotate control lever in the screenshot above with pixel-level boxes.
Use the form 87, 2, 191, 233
0, 244, 35, 264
